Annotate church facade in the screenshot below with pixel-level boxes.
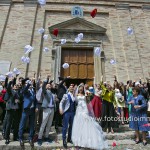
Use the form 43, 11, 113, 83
0, 0, 150, 84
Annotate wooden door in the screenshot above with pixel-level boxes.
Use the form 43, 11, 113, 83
61, 48, 94, 85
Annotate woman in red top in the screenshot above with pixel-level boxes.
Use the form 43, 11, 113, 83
0, 82, 6, 123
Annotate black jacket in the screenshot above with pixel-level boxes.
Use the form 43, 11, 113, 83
57, 78, 68, 100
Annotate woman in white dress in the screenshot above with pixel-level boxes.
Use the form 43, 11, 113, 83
72, 85, 108, 150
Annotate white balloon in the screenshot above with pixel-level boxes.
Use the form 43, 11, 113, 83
61, 39, 67, 45
24, 45, 34, 54
43, 47, 49, 52
38, 0, 46, 6
0, 75, 6, 82
62, 63, 69, 69
43, 34, 48, 40
110, 59, 116, 65
78, 33, 84, 39
13, 68, 21, 75
94, 47, 101, 56
25, 57, 30, 63
38, 27, 45, 34
127, 27, 133, 35
6, 72, 13, 78
74, 37, 81, 43
21, 56, 30, 64
21, 56, 26, 62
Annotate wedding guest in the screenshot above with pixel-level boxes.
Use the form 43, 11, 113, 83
113, 76, 125, 125
127, 80, 133, 114
35, 74, 43, 132
0, 82, 6, 124
37, 75, 55, 146
128, 87, 149, 146
100, 76, 118, 133
55, 76, 70, 129
91, 78, 102, 119
4, 77, 20, 144
18, 79, 37, 148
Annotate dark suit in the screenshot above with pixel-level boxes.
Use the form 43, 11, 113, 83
57, 78, 68, 100
62, 94, 75, 141
18, 83, 37, 141
4, 79, 20, 140
35, 78, 43, 131
55, 78, 68, 128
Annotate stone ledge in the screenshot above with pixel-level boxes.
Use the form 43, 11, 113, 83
115, 3, 130, 10
142, 5, 150, 10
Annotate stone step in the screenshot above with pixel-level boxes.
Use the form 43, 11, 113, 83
0, 139, 150, 150
50, 124, 133, 132
0, 124, 132, 133
0, 130, 135, 141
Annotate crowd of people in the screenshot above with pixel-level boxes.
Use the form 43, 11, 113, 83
0, 72, 150, 149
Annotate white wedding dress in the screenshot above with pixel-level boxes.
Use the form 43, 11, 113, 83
72, 95, 108, 150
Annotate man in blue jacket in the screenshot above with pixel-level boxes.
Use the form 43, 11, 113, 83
18, 79, 37, 148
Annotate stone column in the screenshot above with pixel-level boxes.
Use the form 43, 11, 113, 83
54, 46, 61, 83
93, 47, 102, 84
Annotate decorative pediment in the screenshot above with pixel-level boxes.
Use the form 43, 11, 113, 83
48, 17, 107, 40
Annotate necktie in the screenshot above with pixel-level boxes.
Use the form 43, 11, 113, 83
51, 95, 54, 105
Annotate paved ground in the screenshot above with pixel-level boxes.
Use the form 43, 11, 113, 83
0, 139, 150, 150
0, 124, 150, 149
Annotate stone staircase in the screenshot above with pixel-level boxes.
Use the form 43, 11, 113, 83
0, 124, 150, 150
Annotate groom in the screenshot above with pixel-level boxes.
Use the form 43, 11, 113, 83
59, 84, 76, 148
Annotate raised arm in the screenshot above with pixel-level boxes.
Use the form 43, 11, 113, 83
93, 77, 97, 89
12, 77, 17, 86
7, 80, 13, 94
59, 76, 70, 87
4, 76, 8, 89
21, 81, 31, 94
42, 75, 50, 94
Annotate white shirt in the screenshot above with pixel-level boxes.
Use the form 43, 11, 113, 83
48, 94, 54, 108
68, 92, 75, 102
30, 89, 34, 108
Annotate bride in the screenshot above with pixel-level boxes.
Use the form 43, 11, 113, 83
72, 85, 108, 150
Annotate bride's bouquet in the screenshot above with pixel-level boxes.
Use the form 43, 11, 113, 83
85, 91, 93, 104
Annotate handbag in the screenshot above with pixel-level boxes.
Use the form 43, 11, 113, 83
138, 100, 142, 105
118, 96, 124, 103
